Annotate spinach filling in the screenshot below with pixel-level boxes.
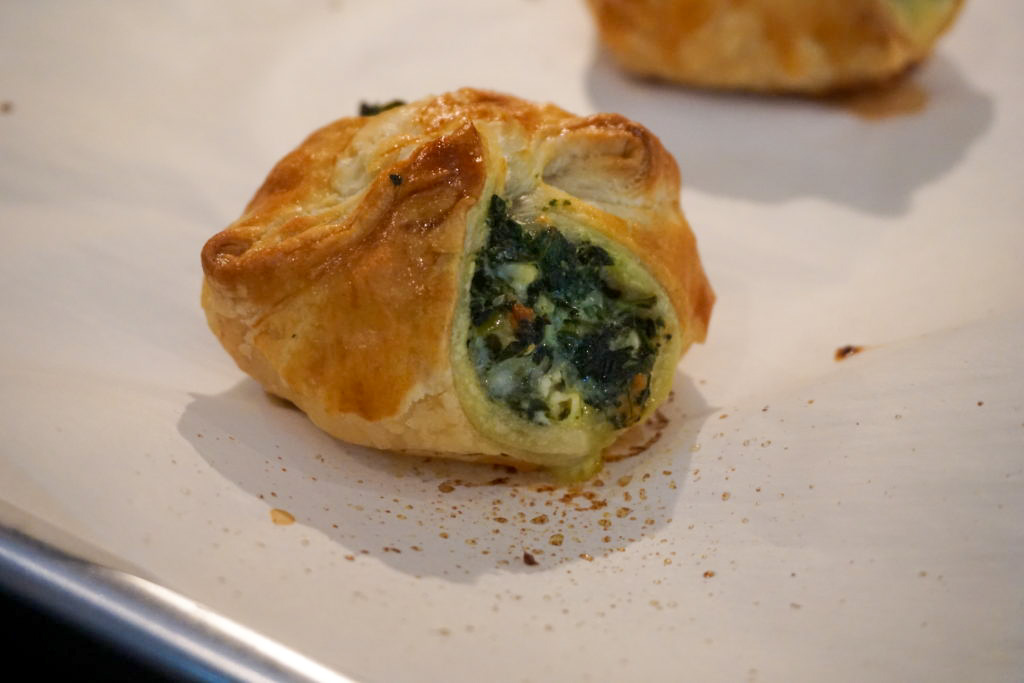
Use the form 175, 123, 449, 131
467, 195, 670, 430
358, 99, 406, 116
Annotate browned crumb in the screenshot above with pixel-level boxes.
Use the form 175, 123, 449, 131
269, 508, 294, 525
835, 345, 864, 361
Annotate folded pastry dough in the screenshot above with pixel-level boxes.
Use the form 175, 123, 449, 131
201, 89, 713, 478
587, 0, 965, 93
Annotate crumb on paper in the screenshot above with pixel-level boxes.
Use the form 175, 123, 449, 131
834, 345, 864, 361
269, 508, 295, 525
523, 551, 538, 566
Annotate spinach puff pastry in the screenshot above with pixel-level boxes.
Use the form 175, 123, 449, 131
201, 89, 713, 479
587, 0, 965, 93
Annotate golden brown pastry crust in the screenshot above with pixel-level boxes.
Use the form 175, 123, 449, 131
201, 88, 713, 470
587, 0, 965, 94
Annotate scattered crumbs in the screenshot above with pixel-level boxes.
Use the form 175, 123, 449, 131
559, 490, 607, 511
383, 546, 401, 553
579, 553, 594, 562
721, 492, 731, 501
549, 533, 564, 546
834, 345, 864, 361
790, 603, 802, 610
0, 101, 12, 114
617, 475, 633, 487
269, 508, 295, 525
439, 532, 449, 539
977, 401, 984, 407
344, 554, 355, 561
761, 405, 769, 412
523, 551, 538, 566
807, 399, 815, 405
703, 570, 715, 578
616, 507, 631, 518
741, 518, 749, 524
531, 514, 549, 524
438, 627, 451, 636
919, 570, 928, 577
895, 414, 903, 420
438, 481, 455, 493
719, 414, 728, 420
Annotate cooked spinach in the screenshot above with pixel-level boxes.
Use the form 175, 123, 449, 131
358, 99, 406, 116
467, 195, 668, 429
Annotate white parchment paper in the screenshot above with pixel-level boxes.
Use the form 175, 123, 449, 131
1, 1, 1021, 681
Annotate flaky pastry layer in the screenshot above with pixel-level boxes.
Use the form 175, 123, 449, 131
587, 0, 965, 93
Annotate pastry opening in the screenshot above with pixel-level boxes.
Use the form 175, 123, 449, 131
467, 195, 671, 431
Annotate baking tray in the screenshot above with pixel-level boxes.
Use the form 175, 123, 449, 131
1, 1, 1021, 681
